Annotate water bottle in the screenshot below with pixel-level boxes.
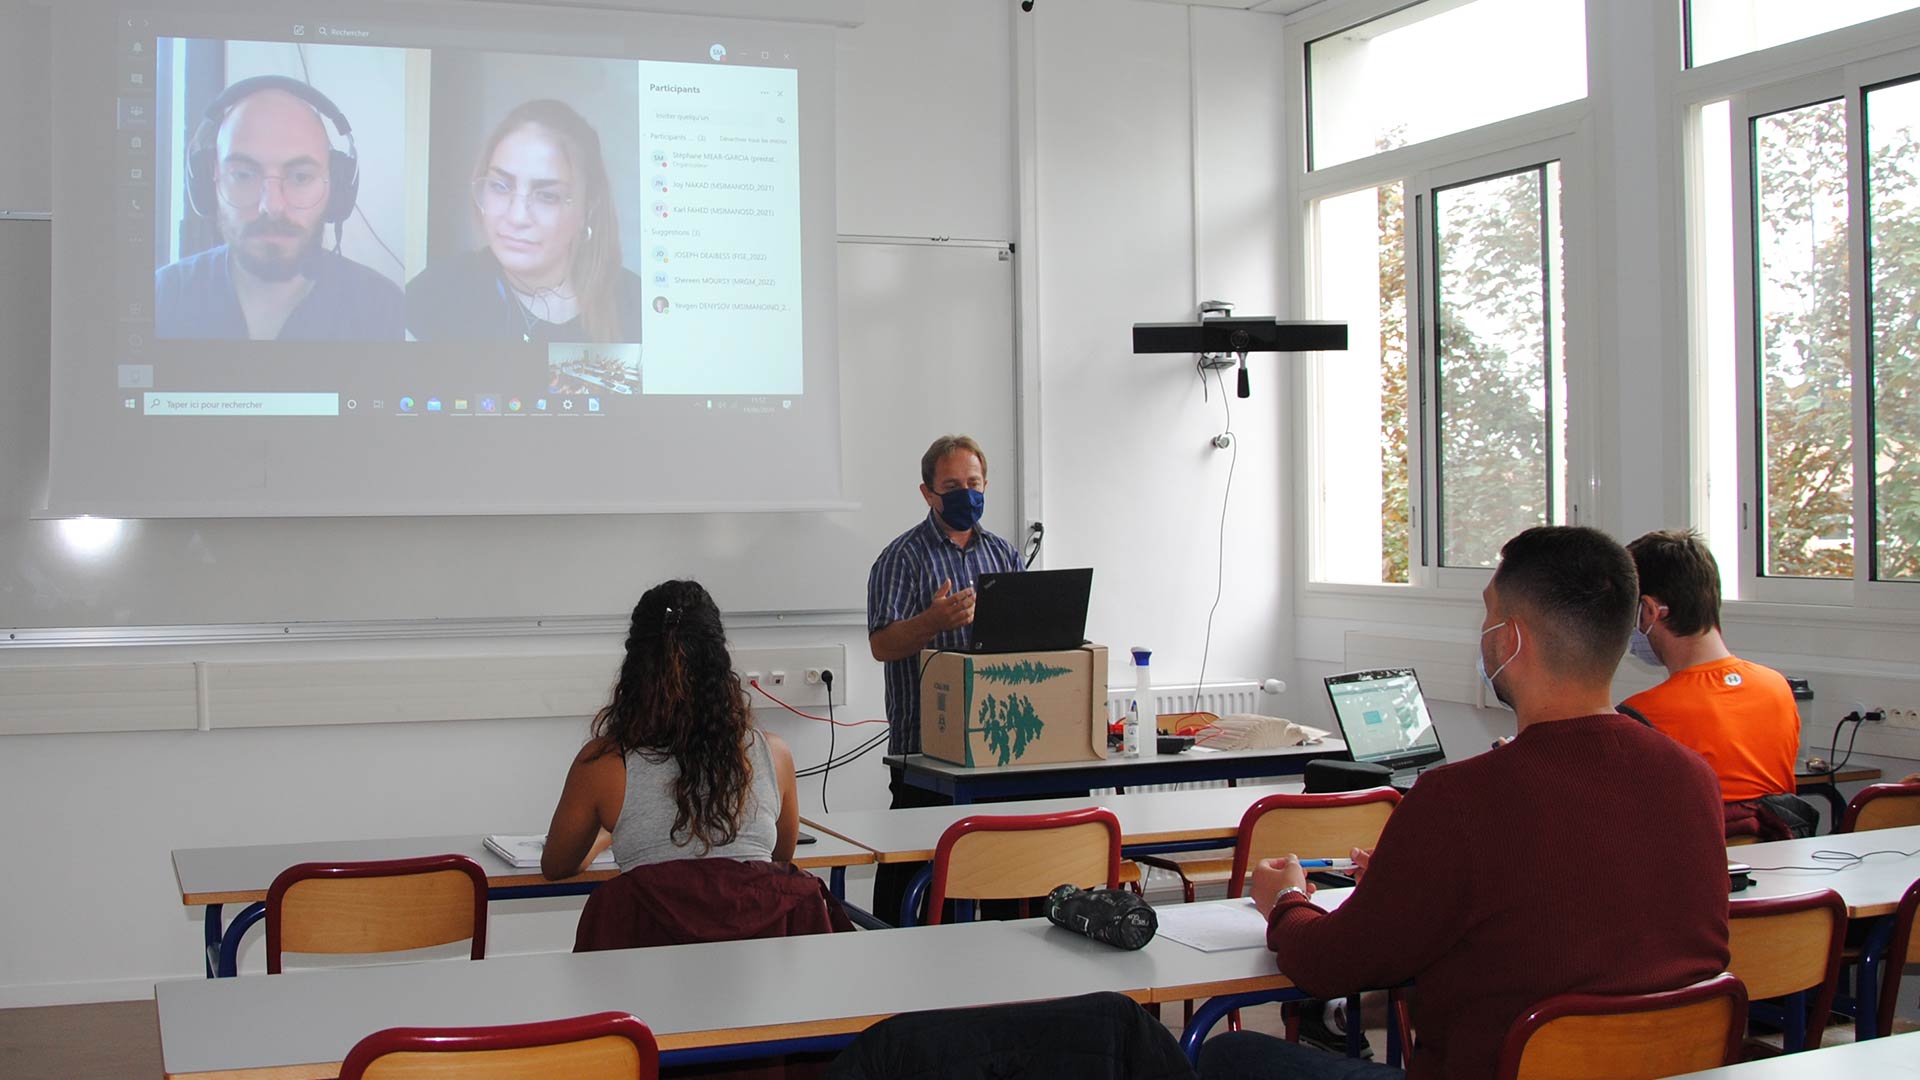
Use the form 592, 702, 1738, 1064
1130, 646, 1156, 757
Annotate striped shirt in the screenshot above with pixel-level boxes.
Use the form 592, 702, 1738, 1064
867, 511, 1024, 754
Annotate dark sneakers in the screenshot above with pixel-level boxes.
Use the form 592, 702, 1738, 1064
1294, 999, 1375, 1061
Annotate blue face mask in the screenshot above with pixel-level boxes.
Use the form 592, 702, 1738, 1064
1628, 603, 1667, 667
937, 487, 985, 532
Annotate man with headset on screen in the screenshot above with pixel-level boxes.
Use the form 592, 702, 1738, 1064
154, 75, 404, 341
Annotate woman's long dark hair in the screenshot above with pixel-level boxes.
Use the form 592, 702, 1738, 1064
591, 580, 754, 852
472, 99, 625, 341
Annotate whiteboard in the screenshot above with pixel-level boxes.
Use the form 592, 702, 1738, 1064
0, 224, 1021, 630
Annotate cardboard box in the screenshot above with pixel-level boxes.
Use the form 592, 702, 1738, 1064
919, 645, 1109, 768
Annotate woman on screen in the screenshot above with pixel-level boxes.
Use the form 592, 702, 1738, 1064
406, 99, 647, 343
539, 580, 799, 880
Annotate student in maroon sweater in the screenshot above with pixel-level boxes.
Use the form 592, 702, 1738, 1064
1200, 526, 1730, 1080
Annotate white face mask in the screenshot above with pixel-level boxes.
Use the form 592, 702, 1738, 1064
1477, 621, 1522, 710
1628, 602, 1667, 667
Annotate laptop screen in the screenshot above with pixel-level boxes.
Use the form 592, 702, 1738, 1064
1324, 669, 1444, 768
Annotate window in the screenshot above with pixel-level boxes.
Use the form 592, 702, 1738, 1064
1687, 0, 1920, 68
1691, 48, 1920, 600
1433, 164, 1568, 568
1307, 0, 1587, 171
1866, 76, 1920, 581
1307, 147, 1576, 587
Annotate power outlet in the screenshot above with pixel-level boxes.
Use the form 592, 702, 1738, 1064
804, 668, 822, 685
768, 671, 787, 688
731, 646, 846, 708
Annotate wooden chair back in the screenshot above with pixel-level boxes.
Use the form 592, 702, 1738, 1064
1878, 877, 1920, 1040
927, 807, 1121, 924
339, 1012, 658, 1079
1227, 789, 1400, 898
1726, 834, 1760, 847
1495, 973, 1746, 1080
1728, 890, 1846, 1048
266, 854, 489, 973
1839, 782, 1920, 833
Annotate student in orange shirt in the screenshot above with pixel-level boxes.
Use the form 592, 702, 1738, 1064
1622, 529, 1812, 838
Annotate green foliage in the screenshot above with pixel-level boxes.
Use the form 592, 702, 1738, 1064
1754, 100, 1854, 579
1868, 92, 1920, 582
1432, 167, 1561, 568
973, 660, 1073, 685
1378, 171, 1411, 583
971, 692, 1046, 766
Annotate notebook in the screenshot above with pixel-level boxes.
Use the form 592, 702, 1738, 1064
1322, 668, 1449, 789
484, 834, 618, 870
968, 567, 1093, 653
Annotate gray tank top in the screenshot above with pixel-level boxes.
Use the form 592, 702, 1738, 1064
611, 730, 780, 870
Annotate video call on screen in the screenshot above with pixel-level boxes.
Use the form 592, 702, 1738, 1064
115, 10, 805, 422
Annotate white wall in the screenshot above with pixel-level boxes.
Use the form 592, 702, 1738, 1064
0, 0, 1297, 1006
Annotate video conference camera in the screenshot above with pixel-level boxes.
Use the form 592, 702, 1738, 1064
1132, 308, 1347, 399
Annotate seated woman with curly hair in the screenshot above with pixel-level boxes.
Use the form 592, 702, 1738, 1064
541, 579, 798, 879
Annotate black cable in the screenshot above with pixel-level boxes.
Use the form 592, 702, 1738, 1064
796, 730, 888, 778
1745, 847, 1918, 872
1193, 367, 1235, 701
821, 670, 836, 813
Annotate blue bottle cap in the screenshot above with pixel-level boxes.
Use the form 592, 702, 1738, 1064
1131, 647, 1151, 665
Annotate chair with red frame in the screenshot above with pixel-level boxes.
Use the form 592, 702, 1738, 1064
1169, 790, 1405, 1063
1726, 889, 1847, 1052
1494, 973, 1747, 1080
338, 1011, 658, 1079
265, 854, 489, 974
1871, 876, 1920, 1041
1837, 781, 1920, 834
910, 806, 1123, 927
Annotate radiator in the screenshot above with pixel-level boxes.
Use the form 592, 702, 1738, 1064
1102, 680, 1263, 726
1098, 680, 1264, 797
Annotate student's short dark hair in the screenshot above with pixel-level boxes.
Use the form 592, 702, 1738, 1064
1626, 529, 1721, 636
921, 435, 987, 488
1491, 526, 1639, 680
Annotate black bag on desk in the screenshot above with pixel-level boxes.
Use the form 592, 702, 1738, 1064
1046, 885, 1156, 950
1304, 758, 1393, 794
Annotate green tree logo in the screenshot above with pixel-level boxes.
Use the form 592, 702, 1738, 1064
974, 660, 1073, 685
972, 693, 1047, 766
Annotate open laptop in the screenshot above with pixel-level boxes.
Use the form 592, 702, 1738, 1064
968, 568, 1093, 653
1323, 668, 1450, 790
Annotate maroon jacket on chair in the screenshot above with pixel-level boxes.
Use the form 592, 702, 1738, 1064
574, 857, 853, 953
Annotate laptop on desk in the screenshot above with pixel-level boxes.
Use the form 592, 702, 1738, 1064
968, 568, 1093, 653
1323, 668, 1450, 791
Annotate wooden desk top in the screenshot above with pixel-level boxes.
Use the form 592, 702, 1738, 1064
1731, 824, 1920, 917
174, 833, 874, 907
804, 781, 1310, 863
1794, 765, 1883, 785
1668, 1030, 1920, 1078
156, 916, 1255, 1079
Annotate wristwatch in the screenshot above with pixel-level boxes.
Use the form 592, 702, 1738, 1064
1273, 885, 1310, 906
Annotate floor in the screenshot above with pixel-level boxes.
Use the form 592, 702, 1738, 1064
3, 983, 1913, 1079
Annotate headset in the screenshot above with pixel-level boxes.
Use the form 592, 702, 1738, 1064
185, 74, 359, 227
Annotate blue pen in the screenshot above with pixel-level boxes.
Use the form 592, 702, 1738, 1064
1298, 858, 1358, 871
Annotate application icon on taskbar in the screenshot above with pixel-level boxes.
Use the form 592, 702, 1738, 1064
399, 396, 415, 413
507, 397, 522, 412
479, 395, 499, 414
426, 397, 442, 412
587, 397, 601, 413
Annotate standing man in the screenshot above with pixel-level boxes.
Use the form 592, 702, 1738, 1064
1623, 529, 1809, 838
1200, 527, 1729, 1080
156, 77, 403, 341
866, 435, 1023, 921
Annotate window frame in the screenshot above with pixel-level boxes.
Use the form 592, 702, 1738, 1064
1686, 38, 1920, 615
1289, 0, 1598, 621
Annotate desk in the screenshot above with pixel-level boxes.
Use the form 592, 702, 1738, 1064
1795, 765, 1883, 825
1734, 824, 1920, 1039
805, 782, 1303, 865
1668, 1030, 1920, 1078
173, 833, 874, 979
154, 913, 1301, 1078
885, 741, 1348, 803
